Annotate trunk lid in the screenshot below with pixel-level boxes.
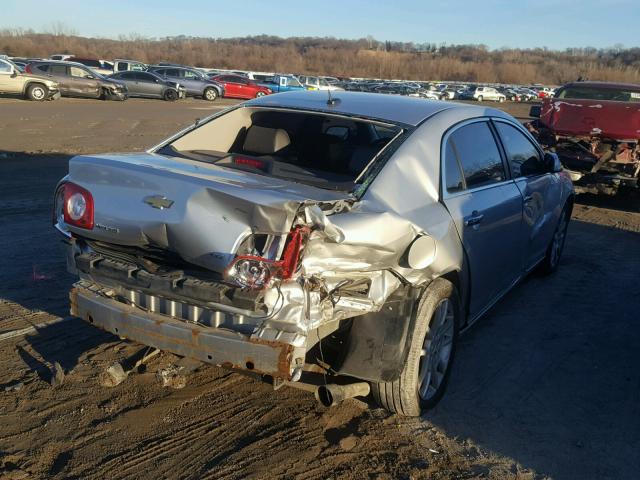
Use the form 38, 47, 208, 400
67, 153, 350, 273
541, 97, 640, 141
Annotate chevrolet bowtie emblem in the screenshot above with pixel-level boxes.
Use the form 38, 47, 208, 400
143, 195, 174, 210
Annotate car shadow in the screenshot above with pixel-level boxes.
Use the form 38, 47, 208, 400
425, 218, 640, 479
19, 318, 117, 376
0, 151, 74, 317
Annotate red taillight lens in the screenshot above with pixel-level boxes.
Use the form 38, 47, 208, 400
63, 182, 94, 229
225, 226, 310, 289
279, 225, 309, 279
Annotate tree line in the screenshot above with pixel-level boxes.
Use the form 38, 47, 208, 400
2, 29, 639, 85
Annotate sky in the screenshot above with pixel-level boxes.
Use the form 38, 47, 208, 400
2, 0, 639, 50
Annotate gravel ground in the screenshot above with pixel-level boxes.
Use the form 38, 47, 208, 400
0, 97, 639, 480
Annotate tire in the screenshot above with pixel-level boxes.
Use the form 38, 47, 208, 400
203, 88, 218, 101
371, 278, 460, 416
499, 96, 505, 103
164, 89, 178, 101
255, 91, 266, 98
26, 83, 47, 101
477, 95, 483, 102
539, 201, 572, 274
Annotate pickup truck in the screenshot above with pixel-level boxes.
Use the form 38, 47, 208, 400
258, 75, 306, 93
528, 81, 640, 193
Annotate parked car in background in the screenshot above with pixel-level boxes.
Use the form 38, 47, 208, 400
416, 89, 445, 100
0, 58, 60, 100
49, 54, 74, 61
298, 75, 344, 91
26, 61, 127, 100
258, 74, 306, 93
532, 86, 555, 98
148, 66, 223, 101
54, 91, 573, 417
113, 59, 147, 73
210, 74, 272, 99
528, 81, 640, 193
67, 57, 114, 76
12, 61, 27, 72
469, 86, 506, 102
245, 71, 275, 82
110, 71, 185, 101
515, 88, 538, 102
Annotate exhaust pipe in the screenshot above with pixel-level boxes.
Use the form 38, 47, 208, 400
315, 382, 370, 407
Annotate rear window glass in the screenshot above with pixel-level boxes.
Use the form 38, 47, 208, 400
557, 86, 640, 102
449, 122, 505, 189
49, 65, 67, 75
159, 108, 403, 192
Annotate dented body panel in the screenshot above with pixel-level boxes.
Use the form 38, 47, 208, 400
55, 91, 573, 384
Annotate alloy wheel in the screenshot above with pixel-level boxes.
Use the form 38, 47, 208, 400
418, 298, 455, 401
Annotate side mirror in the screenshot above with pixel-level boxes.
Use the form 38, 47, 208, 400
10, 69, 17, 78
544, 152, 563, 173
529, 105, 541, 118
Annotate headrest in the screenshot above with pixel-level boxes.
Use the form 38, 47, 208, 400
243, 126, 290, 154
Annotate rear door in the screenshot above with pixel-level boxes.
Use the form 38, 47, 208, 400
442, 119, 524, 317
42, 64, 71, 94
181, 69, 203, 96
493, 120, 560, 270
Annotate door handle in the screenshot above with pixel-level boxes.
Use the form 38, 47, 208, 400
523, 195, 534, 203
464, 211, 484, 227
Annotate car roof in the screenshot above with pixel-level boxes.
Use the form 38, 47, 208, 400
30, 60, 87, 68
561, 81, 640, 91
244, 91, 466, 126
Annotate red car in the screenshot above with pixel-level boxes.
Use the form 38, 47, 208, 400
210, 74, 272, 99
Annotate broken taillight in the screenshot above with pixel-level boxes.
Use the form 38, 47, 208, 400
225, 226, 310, 289
63, 182, 94, 230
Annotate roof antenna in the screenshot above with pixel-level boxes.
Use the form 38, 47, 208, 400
327, 88, 340, 106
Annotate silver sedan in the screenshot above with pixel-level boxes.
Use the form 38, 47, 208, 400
54, 91, 574, 416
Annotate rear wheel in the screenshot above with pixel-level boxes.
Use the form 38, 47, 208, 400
255, 91, 266, 98
477, 95, 483, 102
499, 96, 505, 103
26, 83, 47, 101
371, 278, 460, 416
203, 88, 218, 101
164, 89, 178, 101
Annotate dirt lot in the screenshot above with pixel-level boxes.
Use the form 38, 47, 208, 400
0, 97, 639, 480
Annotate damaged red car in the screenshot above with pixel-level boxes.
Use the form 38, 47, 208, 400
528, 81, 640, 194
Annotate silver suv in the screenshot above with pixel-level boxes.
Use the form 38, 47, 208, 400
54, 92, 573, 416
0, 58, 60, 100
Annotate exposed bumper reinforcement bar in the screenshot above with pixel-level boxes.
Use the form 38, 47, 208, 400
70, 283, 298, 379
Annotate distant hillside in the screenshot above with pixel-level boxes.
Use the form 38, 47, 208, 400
2, 30, 640, 85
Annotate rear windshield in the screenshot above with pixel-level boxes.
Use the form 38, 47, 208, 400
156, 107, 404, 192
557, 86, 640, 103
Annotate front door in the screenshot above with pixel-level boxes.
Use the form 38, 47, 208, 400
136, 72, 162, 97
442, 119, 524, 317
69, 66, 100, 97
0, 59, 15, 92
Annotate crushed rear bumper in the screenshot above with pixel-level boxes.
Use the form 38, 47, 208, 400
70, 281, 305, 379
